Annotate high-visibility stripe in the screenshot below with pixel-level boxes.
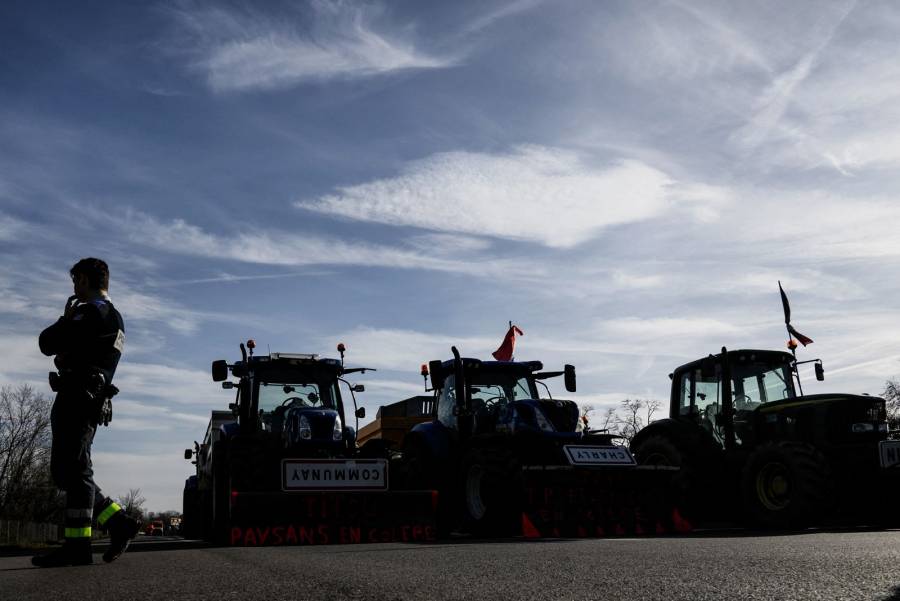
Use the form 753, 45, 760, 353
67, 508, 93, 519
97, 502, 122, 526
65, 527, 92, 538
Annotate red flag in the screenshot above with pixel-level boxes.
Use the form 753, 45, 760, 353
492, 325, 523, 361
788, 324, 814, 347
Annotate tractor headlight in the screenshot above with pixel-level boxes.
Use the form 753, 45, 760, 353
851, 422, 875, 433
333, 415, 343, 441
534, 407, 556, 433
878, 423, 889, 433
299, 414, 312, 440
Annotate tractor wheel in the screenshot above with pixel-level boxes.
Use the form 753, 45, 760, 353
210, 443, 231, 545
402, 437, 454, 537
741, 442, 832, 529
632, 435, 683, 467
460, 446, 522, 537
182, 488, 200, 539
632, 435, 705, 522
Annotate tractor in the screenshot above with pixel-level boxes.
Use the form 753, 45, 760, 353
182, 341, 435, 545
401, 347, 682, 537
630, 347, 900, 528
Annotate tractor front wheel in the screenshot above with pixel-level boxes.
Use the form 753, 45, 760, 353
460, 447, 522, 537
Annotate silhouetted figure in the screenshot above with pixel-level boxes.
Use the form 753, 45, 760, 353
32, 258, 140, 567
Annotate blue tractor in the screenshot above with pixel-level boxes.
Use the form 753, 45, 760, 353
401, 346, 662, 537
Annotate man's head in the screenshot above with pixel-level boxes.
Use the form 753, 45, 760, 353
70, 258, 109, 300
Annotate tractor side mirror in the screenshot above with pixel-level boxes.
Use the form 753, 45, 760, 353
564, 364, 576, 393
212, 360, 228, 382
815, 362, 825, 381
428, 360, 445, 389
183, 448, 193, 460
355, 407, 366, 419
352, 384, 365, 393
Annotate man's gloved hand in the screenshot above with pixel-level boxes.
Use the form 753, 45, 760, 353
63, 295, 79, 319
100, 398, 113, 427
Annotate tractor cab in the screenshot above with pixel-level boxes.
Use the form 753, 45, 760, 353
423, 350, 581, 441
670, 349, 797, 450
210, 342, 369, 454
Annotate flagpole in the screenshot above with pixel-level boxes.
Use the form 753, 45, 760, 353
780, 281, 804, 396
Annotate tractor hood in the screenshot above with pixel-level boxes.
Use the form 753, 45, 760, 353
758, 393, 886, 416
754, 393, 888, 443
511, 399, 580, 433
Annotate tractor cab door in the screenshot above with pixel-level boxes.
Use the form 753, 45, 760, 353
676, 367, 730, 448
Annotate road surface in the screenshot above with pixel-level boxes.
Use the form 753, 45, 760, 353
2, 530, 900, 600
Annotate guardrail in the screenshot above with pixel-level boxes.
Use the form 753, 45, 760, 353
0, 520, 61, 545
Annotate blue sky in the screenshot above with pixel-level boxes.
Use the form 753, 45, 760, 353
3, 0, 900, 511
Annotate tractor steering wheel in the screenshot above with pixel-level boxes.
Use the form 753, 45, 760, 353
281, 396, 308, 408
482, 395, 507, 410
733, 394, 752, 410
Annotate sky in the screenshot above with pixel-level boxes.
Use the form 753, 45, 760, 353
2, 0, 900, 512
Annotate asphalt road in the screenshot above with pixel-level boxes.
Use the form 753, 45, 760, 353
3, 530, 900, 601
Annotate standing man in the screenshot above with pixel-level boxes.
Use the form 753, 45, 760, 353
32, 258, 140, 567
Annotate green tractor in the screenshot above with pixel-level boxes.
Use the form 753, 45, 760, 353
630, 347, 899, 528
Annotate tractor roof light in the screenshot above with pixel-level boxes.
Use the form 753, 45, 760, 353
270, 353, 319, 361
421, 364, 429, 377
787, 339, 798, 350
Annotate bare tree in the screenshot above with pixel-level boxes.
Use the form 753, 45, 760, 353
645, 399, 663, 425
599, 407, 618, 432
0, 385, 57, 520
118, 488, 147, 520
617, 398, 645, 443
884, 379, 900, 428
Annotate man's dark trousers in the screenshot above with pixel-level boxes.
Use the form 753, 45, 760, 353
50, 391, 120, 542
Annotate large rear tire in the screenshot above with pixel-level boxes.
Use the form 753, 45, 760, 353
210, 441, 231, 545
741, 441, 832, 529
402, 436, 453, 538
632, 435, 683, 467
460, 446, 522, 537
632, 435, 704, 522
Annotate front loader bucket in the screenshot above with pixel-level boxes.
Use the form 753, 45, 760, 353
519, 465, 691, 537
227, 490, 437, 546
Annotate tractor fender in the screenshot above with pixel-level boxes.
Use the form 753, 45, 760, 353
406, 421, 452, 464
630, 418, 713, 463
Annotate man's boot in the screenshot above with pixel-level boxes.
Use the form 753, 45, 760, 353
103, 511, 141, 563
32, 538, 93, 567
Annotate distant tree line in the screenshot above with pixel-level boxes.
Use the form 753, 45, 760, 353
0, 385, 60, 521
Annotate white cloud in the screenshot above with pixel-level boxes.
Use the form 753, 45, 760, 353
0, 213, 28, 241
597, 317, 742, 340
599, 1, 773, 83
323, 327, 495, 372
108, 209, 538, 279
298, 146, 731, 248
463, 0, 545, 35
93, 451, 194, 513
170, 1, 455, 92
114, 362, 225, 408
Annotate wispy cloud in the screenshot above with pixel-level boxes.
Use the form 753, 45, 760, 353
298, 146, 731, 248
463, 0, 545, 36
0, 212, 30, 241
599, 1, 773, 83
169, 1, 456, 92
730, 2, 857, 153
102, 209, 538, 279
